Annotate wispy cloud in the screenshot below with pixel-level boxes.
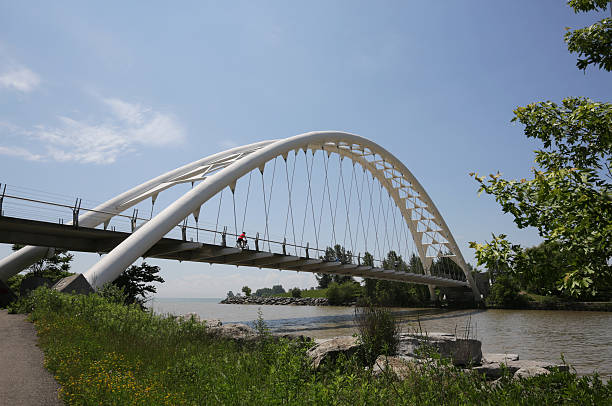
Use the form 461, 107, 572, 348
0, 145, 43, 161
0, 96, 186, 164
0, 66, 41, 93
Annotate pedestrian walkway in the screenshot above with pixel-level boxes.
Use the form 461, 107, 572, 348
0, 309, 62, 405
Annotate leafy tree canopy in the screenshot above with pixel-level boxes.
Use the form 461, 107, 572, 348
565, 0, 611, 71
470, 98, 612, 298
316, 244, 354, 288
11, 244, 73, 281
112, 262, 164, 305
470, 3, 611, 299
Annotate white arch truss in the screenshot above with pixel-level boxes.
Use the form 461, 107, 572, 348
0, 131, 480, 298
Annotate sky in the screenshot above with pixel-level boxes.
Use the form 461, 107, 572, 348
0, 1, 610, 298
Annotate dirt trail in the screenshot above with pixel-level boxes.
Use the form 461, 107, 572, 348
0, 309, 62, 405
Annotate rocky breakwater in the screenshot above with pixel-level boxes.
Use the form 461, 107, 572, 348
306, 333, 568, 382
220, 296, 329, 306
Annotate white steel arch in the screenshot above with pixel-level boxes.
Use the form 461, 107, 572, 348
0, 131, 480, 299
0, 140, 274, 281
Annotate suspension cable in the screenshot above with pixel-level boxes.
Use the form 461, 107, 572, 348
232, 188, 238, 241
300, 150, 319, 249
322, 152, 337, 248
372, 180, 384, 266
283, 154, 298, 255
241, 171, 252, 232
214, 189, 224, 245
351, 162, 367, 257
340, 159, 355, 256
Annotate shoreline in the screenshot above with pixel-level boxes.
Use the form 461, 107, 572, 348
220, 295, 612, 311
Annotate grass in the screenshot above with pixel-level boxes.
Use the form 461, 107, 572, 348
13, 287, 612, 405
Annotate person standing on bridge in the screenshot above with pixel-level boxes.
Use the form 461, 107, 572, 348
237, 231, 247, 249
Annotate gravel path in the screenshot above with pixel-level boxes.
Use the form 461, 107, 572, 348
0, 309, 62, 405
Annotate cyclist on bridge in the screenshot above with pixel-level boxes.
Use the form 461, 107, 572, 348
237, 231, 247, 249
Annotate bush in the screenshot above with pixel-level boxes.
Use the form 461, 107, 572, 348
354, 305, 400, 365
486, 274, 527, 308
326, 281, 359, 305
290, 287, 301, 298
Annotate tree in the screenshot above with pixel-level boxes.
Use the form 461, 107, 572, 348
271, 285, 285, 295
290, 287, 301, 298
11, 244, 73, 280
7, 245, 73, 295
363, 251, 429, 306
241, 286, 251, 297
565, 0, 612, 71
317, 244, 355, 287
315, 273, 332, 289
113, 262, 164, 305
470, 2, 611, 299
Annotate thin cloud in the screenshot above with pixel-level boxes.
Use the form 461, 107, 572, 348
0, 146, 43, 161
0, 97, 186, 164
0, 66, 41, 93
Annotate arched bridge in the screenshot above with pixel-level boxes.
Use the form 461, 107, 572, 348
0, 131, 480, 299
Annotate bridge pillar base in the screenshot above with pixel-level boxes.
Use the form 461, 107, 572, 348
52, 274, 94, 295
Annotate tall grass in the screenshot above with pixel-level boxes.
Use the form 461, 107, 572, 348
15, 287, 612, 405
354, 305, 400, 365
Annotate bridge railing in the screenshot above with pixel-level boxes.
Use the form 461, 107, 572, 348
0, 183, 467, 282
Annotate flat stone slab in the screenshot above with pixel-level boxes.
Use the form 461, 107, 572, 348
483, 353, 519, 363
473, 359, 569, 379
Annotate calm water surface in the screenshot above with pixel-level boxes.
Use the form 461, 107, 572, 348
150, 298, 612, 379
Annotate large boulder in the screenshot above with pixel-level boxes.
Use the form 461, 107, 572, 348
397, 332, 482, 366
306, 336, 361, 369
203, 319, 222, 328
207, 323, 258, 342
514, 366, 550, 378
372, 355, 417, 380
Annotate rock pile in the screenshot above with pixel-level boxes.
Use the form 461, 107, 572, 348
220, 296, 329, 306
306, 333, 568, 381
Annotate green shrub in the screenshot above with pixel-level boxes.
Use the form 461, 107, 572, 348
354, 305, 400, 365
486, 274, 527, 307
290, 287, 301, 298
326, 281, 359, 305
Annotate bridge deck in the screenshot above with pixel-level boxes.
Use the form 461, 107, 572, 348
0, 216, 469, 288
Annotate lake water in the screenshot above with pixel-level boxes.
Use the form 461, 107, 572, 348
150, 298, 612, 379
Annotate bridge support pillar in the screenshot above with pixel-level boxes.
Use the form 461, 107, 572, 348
428, 285, 437, 302
0, 246, 51, 283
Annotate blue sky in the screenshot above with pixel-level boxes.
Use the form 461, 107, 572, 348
0, 1, 609, 297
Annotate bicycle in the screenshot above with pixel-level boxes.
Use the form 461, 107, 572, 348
236, 238, 249, 250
